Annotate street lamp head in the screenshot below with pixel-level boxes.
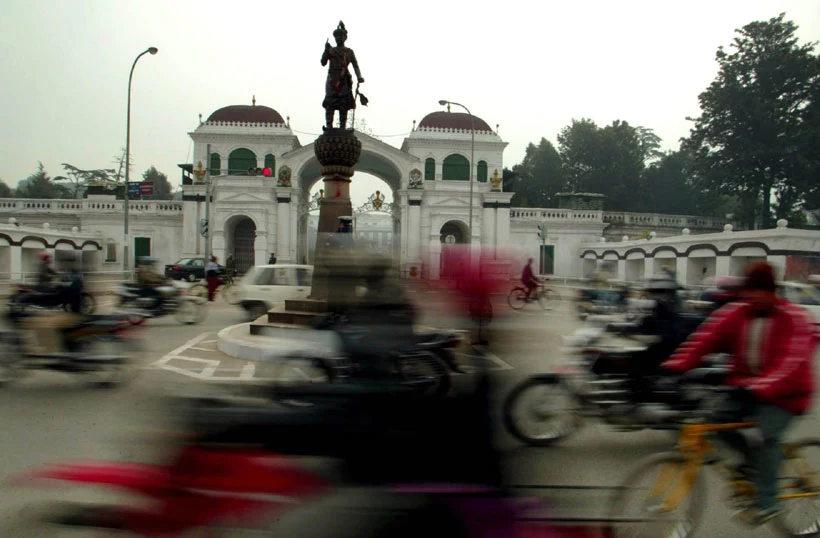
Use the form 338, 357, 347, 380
148, 47, 158, 55
438, 100, 448, 106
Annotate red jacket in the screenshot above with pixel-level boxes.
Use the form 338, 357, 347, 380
663, 299, 817, 415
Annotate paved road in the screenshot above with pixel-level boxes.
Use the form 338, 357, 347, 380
0, 292, 817, 537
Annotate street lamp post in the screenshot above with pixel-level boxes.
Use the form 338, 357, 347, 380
123, 46, 158, 272
439, 100, 474, 244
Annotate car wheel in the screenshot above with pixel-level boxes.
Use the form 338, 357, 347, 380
188, 273, 198, 283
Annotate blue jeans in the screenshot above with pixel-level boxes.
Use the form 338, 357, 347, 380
719, 404, 796, 510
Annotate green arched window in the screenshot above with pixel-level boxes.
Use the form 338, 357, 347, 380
424, 158, 435, 180
228, 148, 257, 175
442, 154, 470, 181
210, 154, 221, 176
477, 161, 488, 183
264, 154, 275, 171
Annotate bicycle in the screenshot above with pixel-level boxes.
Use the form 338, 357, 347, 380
606, 403, 820, 537
187, 271, 240, 305
507, 283, 560, 311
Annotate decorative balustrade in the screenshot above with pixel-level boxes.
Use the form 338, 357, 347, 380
510, 208, 603, 221
602, 211, 727, 229
412, 126, 500, 138
0, 198, 183, 215
203, 121, 289, 129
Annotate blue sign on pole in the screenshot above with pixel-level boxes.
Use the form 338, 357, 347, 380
127, 182, 141, 196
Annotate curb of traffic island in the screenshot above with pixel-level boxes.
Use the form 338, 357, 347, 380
216, 322, 338, 362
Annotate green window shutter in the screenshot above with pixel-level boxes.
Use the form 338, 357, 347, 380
264, 154, 275, 170
228, 148, 257, 175
477, 161, 488, 183
442, 154, 469, 181
425, 158, 435, 180
134, 237, 151, 259
210, 154, 221, 176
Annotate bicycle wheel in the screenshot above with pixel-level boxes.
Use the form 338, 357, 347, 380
606, 452, 706, 538
221, 283, 240, 305
187, 283, 208, 299
774, 439, 820, 537
537, 288, 559, 311
507, 288, 527, 310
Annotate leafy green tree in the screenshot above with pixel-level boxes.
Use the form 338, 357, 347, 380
142, 166, 173, 200
639, 151, 698, 214
0, 179, 12, 198
15, 163, 71, 199
557, 119, 645, 211
55, 164, 117, 198
637, 127, 664, 163
684, 13, 820, 228
505, 138, 565, 207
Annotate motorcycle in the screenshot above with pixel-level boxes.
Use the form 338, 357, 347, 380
8, 282, 95, 315
270, 313, 464, 403
574, 285, 631, 319
7, 389, 609, 537
0, 308, 141, 388
502, 322, 719, 446
116, 281, 206, 325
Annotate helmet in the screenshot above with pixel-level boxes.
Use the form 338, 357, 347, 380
39, 252, 51, 261
643, 277, 679, 293
136, 256, 157, 267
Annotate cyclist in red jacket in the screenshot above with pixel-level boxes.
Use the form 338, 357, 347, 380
521, 258, 540, 301
661, 261, 817, 525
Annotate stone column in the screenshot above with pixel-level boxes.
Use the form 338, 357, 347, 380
10, 245, 22, 281
276, 188, 291, 263
767, 255, 787, 280
617, 259, 627, 282
716, 255, 731, 278
676, 256, 688, 286
644, 257, 653, 277
407, 195, 422, 261
310, 130, 362, 301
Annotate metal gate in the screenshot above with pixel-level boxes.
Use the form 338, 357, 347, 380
233, 218, 256, 274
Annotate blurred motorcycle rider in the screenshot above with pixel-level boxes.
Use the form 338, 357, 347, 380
135, 257, 166, 310
25, 255, 85, 354
606, 278, 684, 398
36, 251, 57, 290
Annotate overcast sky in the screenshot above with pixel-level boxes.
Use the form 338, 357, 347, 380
1, 0, 818, 206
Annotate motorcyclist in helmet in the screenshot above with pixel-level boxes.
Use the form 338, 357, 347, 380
36, 251, 58, 290
24, 255, 85, 354
134, 257, 168, 310
605, 277, 685, 399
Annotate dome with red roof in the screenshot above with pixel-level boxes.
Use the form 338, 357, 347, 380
418, 111, 493, 132
207, 104, 285, 125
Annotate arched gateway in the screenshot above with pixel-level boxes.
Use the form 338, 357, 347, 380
182, 102, 512, 279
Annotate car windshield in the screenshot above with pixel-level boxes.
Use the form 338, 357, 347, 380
176, 258, 194, 265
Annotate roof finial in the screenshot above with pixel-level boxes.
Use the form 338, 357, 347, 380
252, 95, 256, 106
198, 113, 203, 125
287, 116, 290, 127
447, 103, 451, 113
496, 123, 499, 134
412, 119, 416, 131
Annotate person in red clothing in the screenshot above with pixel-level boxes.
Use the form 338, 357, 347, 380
661, 261, 817, 525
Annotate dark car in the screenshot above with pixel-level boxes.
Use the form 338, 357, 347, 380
164, 258, 224, 282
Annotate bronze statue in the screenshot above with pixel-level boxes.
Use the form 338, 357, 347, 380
322, 21, 367, 130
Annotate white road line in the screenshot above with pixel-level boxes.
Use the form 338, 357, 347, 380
482, 349, 514, 370
159, 332, 211, 360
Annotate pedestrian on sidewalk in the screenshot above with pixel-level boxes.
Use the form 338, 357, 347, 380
205, 256, 220, 302
268, 252, 277, 265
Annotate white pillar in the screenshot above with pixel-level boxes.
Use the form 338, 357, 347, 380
644, 257, 653, 277
716, 255, 731, 278
254, 233, 267, 267
10, 245, 22, 281
482, 205, 494, 251
407, 199, 421, 261
427, 239, 441, 280
676, 256, 688, 286
767, 255, 787, 281
277, 200, 291, 263
617, 259, 626, 282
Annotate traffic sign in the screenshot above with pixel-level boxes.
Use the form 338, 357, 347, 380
127, 182, 141, 196
140, 181, 154, 196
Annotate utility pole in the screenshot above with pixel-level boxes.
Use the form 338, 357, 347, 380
205, 144, 212, 257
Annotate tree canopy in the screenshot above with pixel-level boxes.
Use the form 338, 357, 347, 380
142, 166, 174, 200
15, 163, 71, 199
0, 179, 12, 198
683, 13, 820, 228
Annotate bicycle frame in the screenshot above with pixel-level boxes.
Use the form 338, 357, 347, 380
645, 421, 820, 513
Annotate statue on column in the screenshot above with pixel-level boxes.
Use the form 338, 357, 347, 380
322, 21, 367, 131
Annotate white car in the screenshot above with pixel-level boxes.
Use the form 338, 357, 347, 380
237, 264, 313, 320
778, 282, 820, 327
